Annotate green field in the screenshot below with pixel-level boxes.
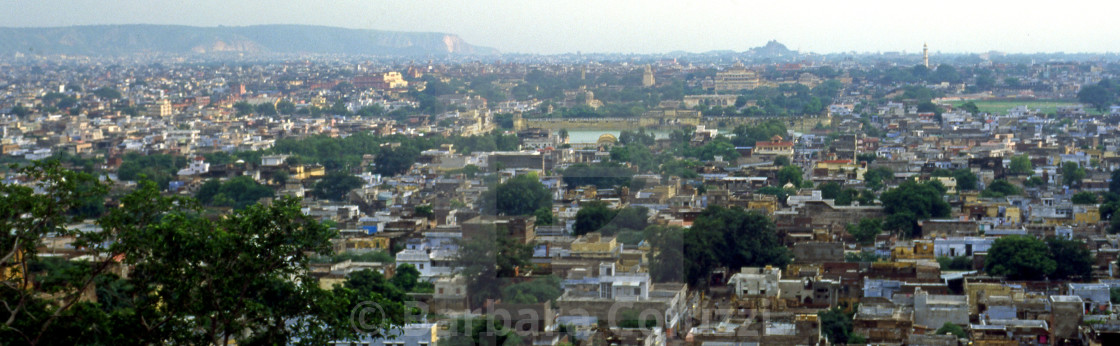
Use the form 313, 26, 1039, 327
941, 99, 1096, 115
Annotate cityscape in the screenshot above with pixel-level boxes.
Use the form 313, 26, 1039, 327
6, 4, 1120, 346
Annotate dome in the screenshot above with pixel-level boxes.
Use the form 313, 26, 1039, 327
597, 133, 619, 146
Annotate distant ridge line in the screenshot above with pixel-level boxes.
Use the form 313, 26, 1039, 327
0, 24, 500, 57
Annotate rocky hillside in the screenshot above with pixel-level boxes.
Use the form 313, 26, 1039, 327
0, 24, 499, 56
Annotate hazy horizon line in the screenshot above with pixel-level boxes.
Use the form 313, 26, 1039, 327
4, 23, 1120, 57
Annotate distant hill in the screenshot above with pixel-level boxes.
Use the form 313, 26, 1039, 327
748, 40, 794, 58
0, 24, 499, 56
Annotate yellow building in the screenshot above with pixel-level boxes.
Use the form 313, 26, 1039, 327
146, 99, 172, 118
319, 276, 347, 291
571, 233, 619, 257
381, 71, 409, 89
814, 160, 866, 180
933, 177, 957, 194
714, 62, 761, 91
891, 240, 934, 260
964, 282, 1017, 315
291, 165, 326, 180
1039, 205, 1099, 226
963, 201, 1021, 224
1074, 205, 1101, 225
754, 138, 795, 157
747, 197, 779, 214
345, 237, 391, 251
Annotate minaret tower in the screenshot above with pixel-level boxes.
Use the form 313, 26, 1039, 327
923, 43, 929, 68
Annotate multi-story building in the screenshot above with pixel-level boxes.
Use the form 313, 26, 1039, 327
713, 62, 760, 91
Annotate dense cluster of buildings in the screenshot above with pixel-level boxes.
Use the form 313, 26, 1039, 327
4, 52, 1120, 345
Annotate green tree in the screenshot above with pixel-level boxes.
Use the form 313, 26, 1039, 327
647, 225, 685, 283
1, 163, 394, 345
619, 130, 656, 146
560, 162, 633, 189
92, 87, 123, 100
1009, 154, 1033, 175
880, 180, 951, 237
480, 173, 552, 216
659, 158, 700, 179
1047, 237, 1092, 281
610, 145, 657, 172
612, 206, 650, 231
773, 156, 790, 167
439, 318, 521, 346
847, 218, 882, 245
117, 153, 189, 189
345, 269, 405, 302
255, 102, 277, 116
937, 256, 974, 271
958, 101, 981, 115
195, 176, 275, 209
1111, 170, 1120, 195
501, 276, 562, 304
819, 306, 857, 344
273, 170, 290, 186
732, 120, 787, 147
574, 201, 618, 236
454, 232, 533, 308
981, 179, 1020, 198
533, 207, 554, 225
233, 101, 254, 115
863, 166, 894, 191
8, 104, 32, 118
415, 204, 434, 219
984, 235, 1056, 280
952, 169, 978, 191
312, 172, 364, 201
276, 100, 296, 114
374, 146, 420, 176
390, 264, 422, 292
936, 322, 967, 339
819, 182, 843, 200
858, 189, 877, 206
1062, 162, 1087, 187
618, 308, 659, 328
1072, 191, 1098, 205
1112, 208, 1120, 234
1079, 84, 1114, 112
355, 105, 384, 118
685, 206, 790, 287
777, 165, 803, 187
878, 179, 949, 232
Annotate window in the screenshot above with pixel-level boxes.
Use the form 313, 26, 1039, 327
634, 287, 640, 296
419, 264, 424, 269
439, 288, 444, 294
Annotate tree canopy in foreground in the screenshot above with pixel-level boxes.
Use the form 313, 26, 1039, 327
1, 162, 405, 345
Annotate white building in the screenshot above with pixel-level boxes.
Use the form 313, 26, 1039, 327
728, 266, 782, 298
933, 237, 992, 257
177, 157, 210, 176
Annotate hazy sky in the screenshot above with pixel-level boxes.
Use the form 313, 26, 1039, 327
3, 0, 1119, 55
